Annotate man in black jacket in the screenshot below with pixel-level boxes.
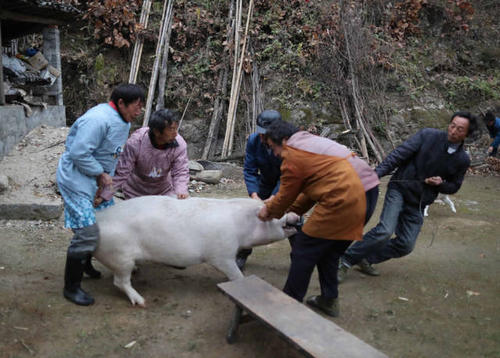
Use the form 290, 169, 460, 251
338, 112, 478, 281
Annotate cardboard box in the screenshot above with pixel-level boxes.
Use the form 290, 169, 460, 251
27, 52, 48, 71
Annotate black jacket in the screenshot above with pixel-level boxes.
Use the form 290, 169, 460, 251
376, 128, 470, 207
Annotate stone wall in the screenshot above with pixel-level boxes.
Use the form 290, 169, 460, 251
0, 105, 65, 159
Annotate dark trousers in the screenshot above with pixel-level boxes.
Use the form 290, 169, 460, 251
364, 186, 379, 225
283, 231, 351, 302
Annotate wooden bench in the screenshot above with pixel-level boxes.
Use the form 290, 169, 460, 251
217, 275, 388, 358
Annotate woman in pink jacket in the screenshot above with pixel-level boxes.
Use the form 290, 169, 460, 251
111, 109, 190, 199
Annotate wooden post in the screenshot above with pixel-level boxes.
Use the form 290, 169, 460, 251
0, 19, 4, 105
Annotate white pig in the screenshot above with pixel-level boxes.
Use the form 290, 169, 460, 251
94, 196, 299, 306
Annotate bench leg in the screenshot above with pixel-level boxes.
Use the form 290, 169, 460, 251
226, 305, 243, 344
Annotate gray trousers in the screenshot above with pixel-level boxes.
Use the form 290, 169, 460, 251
67, 224, 100, 259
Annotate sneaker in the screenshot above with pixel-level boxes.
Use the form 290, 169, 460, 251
306, 295, 339, 317
357, 259, 380, 276
337, 261, 350, 283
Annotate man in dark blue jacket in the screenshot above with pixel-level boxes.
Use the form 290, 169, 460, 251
236, 110, 282, 269
338, 112, 478, 281
484, 111, 500, 157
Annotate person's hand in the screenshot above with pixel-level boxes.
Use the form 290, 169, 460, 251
93, 186, 103, 207
93, 196, 103, 207
424, 176, 443, 186
263, 195, 275, 204
97, 173, 112, 187
257, 205, 271, 221
488, 146, 494, 154
250, 192, 261, 200
177, 193, 189, 199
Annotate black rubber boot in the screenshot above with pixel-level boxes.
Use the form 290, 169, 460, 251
63, 256, 95, 306
84, 254, 102, 279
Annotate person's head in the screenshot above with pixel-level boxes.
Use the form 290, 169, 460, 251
110, 84, 145, 123
265, 120, 299, 157
448, 111, 478, 144
483, 111, 495, 127
256, 110, 282, 137
149, 109, 180, 146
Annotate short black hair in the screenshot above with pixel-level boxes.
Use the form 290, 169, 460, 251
149, 109, 180, 134
266, 120, 299, 145
110, 84, 145, 107
450, 111, 478, 137
484, 111, 495, 124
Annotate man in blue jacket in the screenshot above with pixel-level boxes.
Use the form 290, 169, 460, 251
338, 112, 478, 281
484, 111, 500, 157
236, 110, 282, 269
57, 84, 145, 305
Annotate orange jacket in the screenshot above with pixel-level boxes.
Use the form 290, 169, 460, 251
265, 143, 365, 241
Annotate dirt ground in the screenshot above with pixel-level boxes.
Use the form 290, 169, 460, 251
0, 173, 498, 358
0, 126, 499, 357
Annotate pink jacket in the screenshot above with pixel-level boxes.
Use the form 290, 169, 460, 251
287, 131, 379, 191
110, 127, 190, 199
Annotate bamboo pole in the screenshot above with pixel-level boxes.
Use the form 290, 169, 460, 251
221, 0, 242, 158
156, 0, 175, 110
222, 0, 254, 158
178, 96, 192, 130
228, 0, 254, 155
128, 0, 153, 84
142, 0, 170, 127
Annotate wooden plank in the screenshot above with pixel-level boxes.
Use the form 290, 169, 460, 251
218, 275, 387, 358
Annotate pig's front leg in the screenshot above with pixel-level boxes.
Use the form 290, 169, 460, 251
210, 258, 244, 281
113, 268, 146, 307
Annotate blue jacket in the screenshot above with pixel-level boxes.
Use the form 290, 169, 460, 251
376, 128, 470, 207
487, 117, 500, 149
243, 133, 281, 198
57, 103, 131, 201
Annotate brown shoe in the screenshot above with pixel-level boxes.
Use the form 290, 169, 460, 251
306, 295, 339, 317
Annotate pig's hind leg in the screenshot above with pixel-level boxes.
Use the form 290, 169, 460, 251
113, 263, 146, 307
211, 258, 244, 281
